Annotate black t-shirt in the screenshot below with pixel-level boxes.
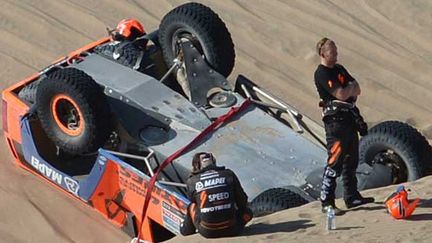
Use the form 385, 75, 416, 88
186, 165, 248, 224
314, 64, 355, 103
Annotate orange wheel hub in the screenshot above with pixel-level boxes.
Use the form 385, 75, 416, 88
51, 94, 84, 136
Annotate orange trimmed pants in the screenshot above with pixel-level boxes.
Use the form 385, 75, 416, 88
320, 116, 359, 206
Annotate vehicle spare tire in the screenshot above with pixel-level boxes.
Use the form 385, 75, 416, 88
18, 80, 40, 104
36, 68, 113, 155
158, 2, 235, 77
250, 188, 309, 217
359, 121, 431, 183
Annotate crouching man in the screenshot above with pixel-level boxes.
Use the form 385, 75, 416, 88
180, 152, 253, 238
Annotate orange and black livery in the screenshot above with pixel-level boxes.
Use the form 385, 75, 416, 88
2, 30, 188, 243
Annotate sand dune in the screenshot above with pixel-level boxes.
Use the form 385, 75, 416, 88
171, 176, 432, 243
0, 0, 431, 242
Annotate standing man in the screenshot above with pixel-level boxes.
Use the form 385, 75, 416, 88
180, 152, 253, 238
314, 38, 374, 214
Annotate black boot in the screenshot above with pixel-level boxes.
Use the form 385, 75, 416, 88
321, 201, 345, 216
345, 192, 374, 209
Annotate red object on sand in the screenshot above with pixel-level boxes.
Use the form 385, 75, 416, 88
385, 185, 420, 219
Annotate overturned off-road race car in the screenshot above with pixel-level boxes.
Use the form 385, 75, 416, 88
2, 2, 432, 242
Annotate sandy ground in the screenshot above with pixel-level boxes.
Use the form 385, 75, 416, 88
0, 0, 431, 242
171, 177, 432, 243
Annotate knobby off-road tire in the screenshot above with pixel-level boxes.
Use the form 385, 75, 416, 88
94, 42, 148, 72
158, 2, 235, 77
250, 188, 309, 217
359, 121, 431, 182
18, 80, 40, 104
36, 68, 113, 155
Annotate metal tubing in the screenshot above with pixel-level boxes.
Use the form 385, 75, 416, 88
160, 58, 181, 84
157, 181, 187, 188
250, 100, 289, 112
105, 149, 155, 177
240, 84, 252, 98
105, 150, 149, 160
251, 86, 303, 132
252, 86, 299, 117
106, 150, 187, 188
143, 150, 155, 177
242, 84, 294, 112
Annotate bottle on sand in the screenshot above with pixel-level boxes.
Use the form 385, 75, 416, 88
326, 206, 336, 230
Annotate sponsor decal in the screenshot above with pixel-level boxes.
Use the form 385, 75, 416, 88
64, 177, 80, 195
195, 177, 227, 192
208, 192, 229, 202
200, 171, 218, 180
324, 167, 336, 178
31, 156, 79, 195
117, 165, 188, 211
201, 203, 231, 213
195, 181, 204, 191
204, 177, 225, 187
162, 202, 183, 234
104, 190, 127, 225
31, 156, 62, 184
98, 156, 107, 165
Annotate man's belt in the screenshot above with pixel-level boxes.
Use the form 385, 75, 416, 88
321, 100, 355, 117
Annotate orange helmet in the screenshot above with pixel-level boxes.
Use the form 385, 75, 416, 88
114, 18, 145, 40
385, 185, 420, 219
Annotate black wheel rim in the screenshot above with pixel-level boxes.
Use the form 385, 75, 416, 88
171, 29, 205, 60
371, 150, 408, 184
